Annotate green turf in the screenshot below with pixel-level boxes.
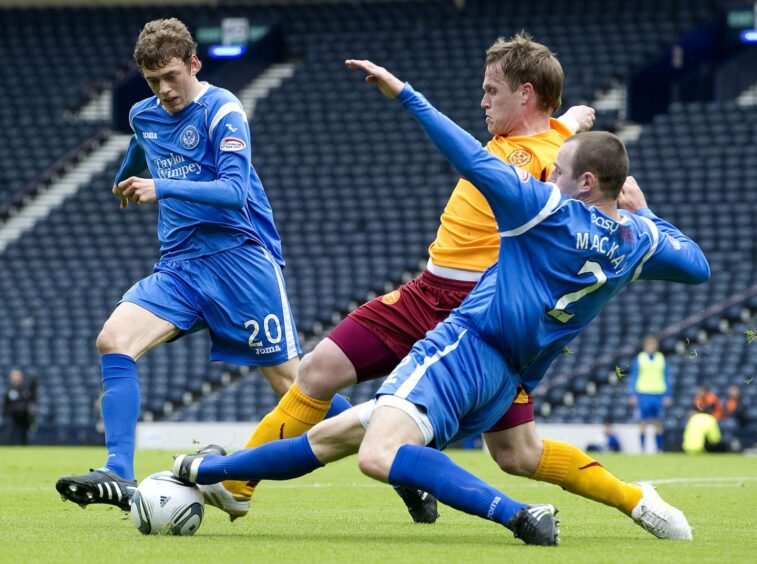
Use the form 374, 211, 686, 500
1, 447, 754, 563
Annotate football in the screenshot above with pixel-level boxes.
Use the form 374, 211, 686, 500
130, 471, 204, 536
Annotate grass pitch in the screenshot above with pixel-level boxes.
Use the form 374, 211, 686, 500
1, 447, 754, 563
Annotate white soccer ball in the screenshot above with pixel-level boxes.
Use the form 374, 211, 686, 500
130, 471, 204, 536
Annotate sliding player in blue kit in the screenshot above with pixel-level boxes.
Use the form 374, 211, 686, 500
56, 18, 349, 512
173, 60, 708, 545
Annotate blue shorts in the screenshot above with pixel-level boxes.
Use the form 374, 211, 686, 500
636, 394, 665, 420
123, 243, 301, 366
376, 321, 518, 449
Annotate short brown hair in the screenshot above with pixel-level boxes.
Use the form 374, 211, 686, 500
485, 32, 563, 114
133, 18, 197, 71
567, 132, 629, 199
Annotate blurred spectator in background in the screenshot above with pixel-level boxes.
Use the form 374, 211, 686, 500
2, 368, 37, 445
693, 384, 723, 420
724, 385, 745, 426
587, 420, 622, 453
682, 405, 724, 453
629, 335, 670, 453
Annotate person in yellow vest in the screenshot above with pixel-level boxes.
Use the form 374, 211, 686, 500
629, 335, 671, 452
682, 406, 723, 454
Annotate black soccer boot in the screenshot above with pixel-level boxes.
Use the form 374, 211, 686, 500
56, 469, 137, 511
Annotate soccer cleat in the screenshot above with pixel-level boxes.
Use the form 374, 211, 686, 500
56, 469, 137, 511
173, 444, 251, 522
393, 486, 438, 523
506, 504, 560, 546
631, 482, 693, 540
198, 482, 251, 522
172, 443, 226, 484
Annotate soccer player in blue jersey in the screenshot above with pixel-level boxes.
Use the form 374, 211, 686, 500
55, 18, 349, 512
173, 60, 708, 544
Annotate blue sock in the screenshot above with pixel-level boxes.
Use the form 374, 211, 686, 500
640, 432, 646, 451
197, 434, 323, 484
100, 353, 140, 481
324, 393, 351, 419
655, 433, 664, 452
388, 444, 527, 527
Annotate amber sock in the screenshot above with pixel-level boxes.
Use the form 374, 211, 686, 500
223, 384, 332, 499
532, 439, 642, 516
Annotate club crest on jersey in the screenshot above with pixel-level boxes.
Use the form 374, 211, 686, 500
381, 290, 401, 305
180, 125, 200, 150
220, 137, 247, 152
508, 149, 532, 167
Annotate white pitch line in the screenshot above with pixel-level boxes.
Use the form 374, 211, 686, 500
646, 476, 757, 486
266, 476, 757, 490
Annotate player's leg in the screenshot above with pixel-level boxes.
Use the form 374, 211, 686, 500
259, 357, 298, 397
484, 421, 642, 515
218, 321, 385, 503
358, 324, 558, 545
360, 404, 542, 531
484, 415, 692, 539
244, 301, 406, 449
173, 404, 367, 484
56, 297, 185, 510
639, 420, 648, 452
96, 301, 182, 477
242, 335, 364, 453
653, 419, 665, 452
650, 397, 665, 452
637, 395, 652, 452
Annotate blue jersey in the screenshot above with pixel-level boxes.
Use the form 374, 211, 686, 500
397, 84, 709, 393
115, 83, 284, 263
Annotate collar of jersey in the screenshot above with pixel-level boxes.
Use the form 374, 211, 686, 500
154, 81, 211, 116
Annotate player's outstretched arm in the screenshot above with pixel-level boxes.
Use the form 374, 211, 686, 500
620, 177, 710, 284
345, 59, 541, 224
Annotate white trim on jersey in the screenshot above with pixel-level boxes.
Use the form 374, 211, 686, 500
193, 82, 211, 102
395, 328, 468, 399
261, 249, 298, 360
631, 216, 660, 281
209, 102, 248, 138
500, 184, 562, 238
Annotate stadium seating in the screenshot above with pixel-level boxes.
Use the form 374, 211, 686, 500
4, 0, 754, 449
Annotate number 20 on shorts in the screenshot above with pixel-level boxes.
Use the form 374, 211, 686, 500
245, 314, 283, 348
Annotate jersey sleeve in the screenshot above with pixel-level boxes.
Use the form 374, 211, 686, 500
397, 83, 564, 234
632, 209, 710, 284
154, 102, 251, 209
114, 135, 147, 185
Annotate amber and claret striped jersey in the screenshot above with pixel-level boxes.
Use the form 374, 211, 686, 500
428, 118, 573, 272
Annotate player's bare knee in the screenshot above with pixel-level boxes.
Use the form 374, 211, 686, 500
357, 443, 392, 482
492, 448, 533, 477
297, 351, 347, 399
96, 324, 126, 355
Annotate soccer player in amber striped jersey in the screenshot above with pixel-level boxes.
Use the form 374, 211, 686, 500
216, 34, 662, 532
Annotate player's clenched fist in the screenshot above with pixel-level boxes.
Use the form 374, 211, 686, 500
119, 177, 158, 205
345, 59, 405, 98
617, 176, 648, 214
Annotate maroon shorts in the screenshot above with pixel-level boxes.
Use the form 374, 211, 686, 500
328, 269, 535, 431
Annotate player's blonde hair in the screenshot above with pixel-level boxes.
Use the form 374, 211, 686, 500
567, 132, 629, 199
133, 18, 198, 71
485, 32, 563, 114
